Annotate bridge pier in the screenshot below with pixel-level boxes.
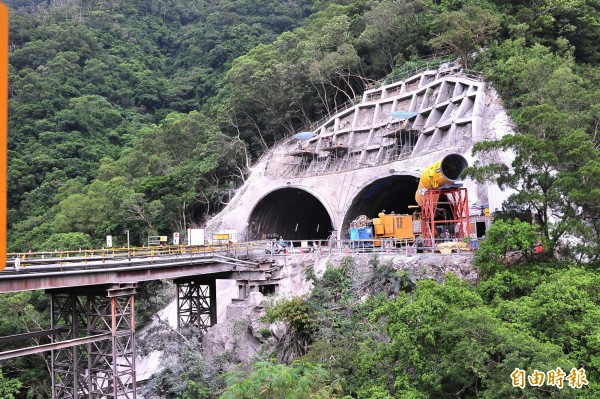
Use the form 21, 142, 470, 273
175, 278, 217, 332
49, 283, 137, 399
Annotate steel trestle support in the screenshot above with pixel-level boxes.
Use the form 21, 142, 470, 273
176, 279, 216, 333
421, 187, 470, 247
50, 284, 137, 399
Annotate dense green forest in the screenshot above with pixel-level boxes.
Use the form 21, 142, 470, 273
1, 0, 599, 397
5, 0, 313, 250
4, 0, 600, 253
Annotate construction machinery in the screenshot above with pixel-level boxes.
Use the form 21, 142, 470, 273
415, 153, 468, 205
349, 212, 421, 247
348, 153, 470, 249
416, 154, 470, 246
348, 215, 374, 246
373, 212, 421, 242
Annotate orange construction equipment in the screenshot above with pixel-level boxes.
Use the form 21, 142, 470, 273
420, 188, 470, 247
372, 212, 416, 241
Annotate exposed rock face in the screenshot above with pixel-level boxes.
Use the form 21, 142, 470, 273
308, 253, 478, 284
202, 292, 270, 369
389, 253, 478, 283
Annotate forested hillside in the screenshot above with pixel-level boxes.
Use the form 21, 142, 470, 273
5, 0, 600, 254
5, 0, 312, 250
1, 0, 600, 398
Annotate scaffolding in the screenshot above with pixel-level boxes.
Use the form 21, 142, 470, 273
381, 121, 418, 161
287, 151, 316, 177
320, 146, 348, 172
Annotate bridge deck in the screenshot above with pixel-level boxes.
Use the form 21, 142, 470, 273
0, 251, 265, 293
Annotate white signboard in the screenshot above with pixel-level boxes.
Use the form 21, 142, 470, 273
173, 232, 180, 245
106, 235, 113, 248
187, 228, 205, 246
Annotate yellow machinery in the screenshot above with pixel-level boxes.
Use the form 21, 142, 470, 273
372, 212, 419, 241
415, 154, 471, 243
368, 154, 469, 246
414, 154, 468, 205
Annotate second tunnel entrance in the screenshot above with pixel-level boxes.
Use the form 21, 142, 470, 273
341, 175, 419, 238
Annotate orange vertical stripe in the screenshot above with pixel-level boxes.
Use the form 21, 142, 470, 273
0, 3, 7, 271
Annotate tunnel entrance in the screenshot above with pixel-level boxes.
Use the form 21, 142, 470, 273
248, 188, 333, 241
342, 175, 419, 238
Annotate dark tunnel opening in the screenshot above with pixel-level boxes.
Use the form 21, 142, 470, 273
342, 175, 420, 238
248, 188, 333, 241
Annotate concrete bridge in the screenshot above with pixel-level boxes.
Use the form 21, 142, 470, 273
207, 64, 513, 242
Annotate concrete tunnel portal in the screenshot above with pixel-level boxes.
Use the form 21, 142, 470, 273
248, 188, 333, 241
341, 175, 420, 238
247, 176, 420, 241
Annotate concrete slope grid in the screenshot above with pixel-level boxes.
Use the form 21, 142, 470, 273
207, 64, 515, 243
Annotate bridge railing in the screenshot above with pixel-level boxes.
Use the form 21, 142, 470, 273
258, 238, 476, 256
7, 243, 260, 266
4, 238, 477, 270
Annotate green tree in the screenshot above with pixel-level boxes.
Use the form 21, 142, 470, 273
489, 0, 600, 63
353, 274, 572, 398
0, 369, 22, 399
0, 291, 51, 398
428, 1, 501, 68
357, 0, 430, 74
220, 360, 342, 399
263, 296, 318, 362
474, 219, 541, 277
40, 232, 94, 251
467, 106, 600, 261
140, 328, 223, 399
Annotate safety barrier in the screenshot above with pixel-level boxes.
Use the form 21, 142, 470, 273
259, 238, 478, 256
5, 237, 479, 270
6, 242, 264, 268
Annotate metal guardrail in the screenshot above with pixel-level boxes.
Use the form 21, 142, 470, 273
3, 237, 479, 272
5, 243, 264, 270
259, 238, 478, 256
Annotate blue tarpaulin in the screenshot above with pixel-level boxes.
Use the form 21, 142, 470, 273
292, 131, 317, 140
391, 111, 418, 119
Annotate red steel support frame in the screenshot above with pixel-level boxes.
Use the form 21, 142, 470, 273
50, 284, 137, 399
51, 294, 87, 399
421, 187, 470, 248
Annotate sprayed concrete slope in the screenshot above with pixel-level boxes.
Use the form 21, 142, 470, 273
206, 64, 514, 243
